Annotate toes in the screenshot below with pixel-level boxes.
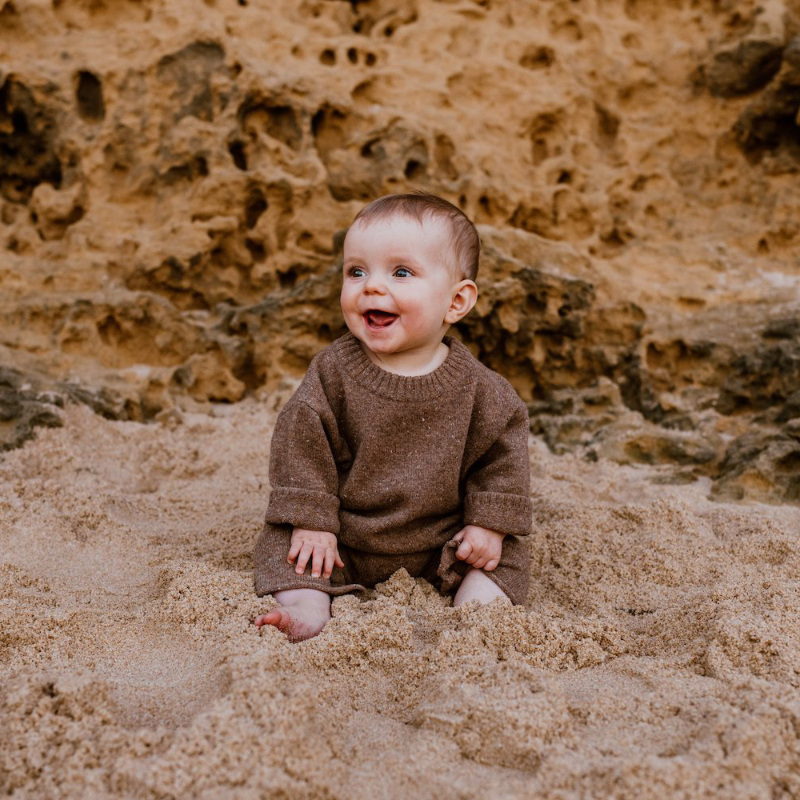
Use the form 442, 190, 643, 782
255, 608, 293, 633
254, 607, 329, 642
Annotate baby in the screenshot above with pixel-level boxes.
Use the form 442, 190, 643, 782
253, 192, 532, 641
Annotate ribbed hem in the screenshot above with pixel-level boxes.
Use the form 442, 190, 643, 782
265, 487, 341, 534
332, 332, 475, 401
463, 491, 532, 538
254, 573, 366, 598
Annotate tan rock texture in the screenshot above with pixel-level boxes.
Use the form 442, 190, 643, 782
3, 0, 800, 501
3, 0, 800, 499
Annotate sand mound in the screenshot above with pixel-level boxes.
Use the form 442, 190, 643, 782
2, 400, 799, 798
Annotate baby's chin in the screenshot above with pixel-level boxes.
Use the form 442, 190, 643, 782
351, 333, 397, 355
347, 324, 394, 347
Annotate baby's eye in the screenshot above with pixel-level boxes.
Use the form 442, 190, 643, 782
394, 266, 412, 278
347, 266, 365, 278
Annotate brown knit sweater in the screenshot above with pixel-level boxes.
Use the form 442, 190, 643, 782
254, 332, 533, 602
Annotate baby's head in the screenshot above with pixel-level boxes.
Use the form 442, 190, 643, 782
350, 193, 480, 283
341, 193, 480, 366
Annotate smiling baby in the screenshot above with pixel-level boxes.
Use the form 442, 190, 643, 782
253, 192, 533, 642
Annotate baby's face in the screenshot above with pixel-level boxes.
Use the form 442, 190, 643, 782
341, 215, 464, 360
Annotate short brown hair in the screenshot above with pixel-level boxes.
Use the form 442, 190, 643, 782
351, 192, 480, 282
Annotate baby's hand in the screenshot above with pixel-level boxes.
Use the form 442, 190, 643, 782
288, 528, 344, 579
453, 525, 506, 572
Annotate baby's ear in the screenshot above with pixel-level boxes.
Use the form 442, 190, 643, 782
445, 280, 478, 323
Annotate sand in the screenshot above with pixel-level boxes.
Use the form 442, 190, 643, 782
2, 396, 800, 799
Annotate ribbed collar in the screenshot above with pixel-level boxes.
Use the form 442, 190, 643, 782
333, 332, 474, 400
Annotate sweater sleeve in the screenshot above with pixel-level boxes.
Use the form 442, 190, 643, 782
463, 400, 532, 537
264, 399, 341, 535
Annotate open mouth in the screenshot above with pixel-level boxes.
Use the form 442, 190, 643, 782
364, 309, 399, 329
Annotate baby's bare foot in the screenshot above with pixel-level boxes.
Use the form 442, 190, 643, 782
254, 589, 331, 642
254, 606, 329, 641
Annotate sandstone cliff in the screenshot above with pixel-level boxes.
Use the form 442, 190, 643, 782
2, 0, 800, 502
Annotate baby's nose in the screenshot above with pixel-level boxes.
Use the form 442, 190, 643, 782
364, 274, 387, 293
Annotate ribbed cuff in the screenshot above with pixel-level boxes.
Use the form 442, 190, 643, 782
463, 491, 532, 537
264, 487, 340, 534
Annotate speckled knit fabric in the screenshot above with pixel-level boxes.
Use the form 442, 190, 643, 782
254, 332, 532, 605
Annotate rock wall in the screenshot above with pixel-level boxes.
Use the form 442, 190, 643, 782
2, 0, 800, 502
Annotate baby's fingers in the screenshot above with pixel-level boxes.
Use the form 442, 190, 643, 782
463, 543, 483, 565
322, 547, 336, 579
287, 537, 303, 564
455, 540, 473, 561
295, 542, 313, 575
483, 558, 500, 572
472, 554, 490, 570
310, 545, 327, 578
334, 550, 344, 569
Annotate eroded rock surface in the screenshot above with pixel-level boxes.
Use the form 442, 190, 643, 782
2, 0, 800, 502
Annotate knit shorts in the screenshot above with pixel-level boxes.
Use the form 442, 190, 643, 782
253, 522, 531, 606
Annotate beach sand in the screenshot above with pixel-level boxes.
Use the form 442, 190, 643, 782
2, 397, 799, 798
